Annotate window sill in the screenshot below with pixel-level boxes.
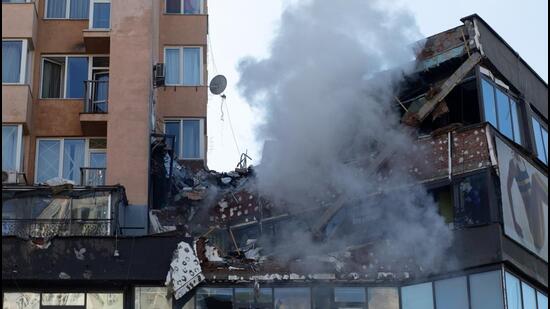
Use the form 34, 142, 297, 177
163, 13, 206, 16
38, 98, 84, 100
43, 18, 89, 21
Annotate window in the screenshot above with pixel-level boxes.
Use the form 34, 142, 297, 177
531, 116, 548, 164
2, 40, 28, 84
2, 0, 30, 3
196, 288, 233, 309
505, 272, 522, 309
481, 78, 522, 144
537, 292, 548, 309
164, 47, 203, 86
42, 293, 85, 306
41, 56, 90, 99
368, 287, 399, 309
455, 173, 490, 228
334, 287, 365, 307
2, 125, 23, 172
90, 0, 110, 29
469, 270, 504, 309
234, 288, 272, 308
135, 287, 172, 309
45, 0, 89, 19
274, 288, 311, 309
2, 293, 40, 308
36, 138, 104, 184
521, 282, 537, 309
434, 276, 469, 309
164, 119, 204, 159
401, 282, 434, 309
165, 0, 203, 14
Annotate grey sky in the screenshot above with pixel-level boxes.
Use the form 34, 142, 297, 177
206, 0, 548, 171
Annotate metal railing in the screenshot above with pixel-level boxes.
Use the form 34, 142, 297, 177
83, 80, 109, 113
80, 167, 107, 186
2, 219, 112, 237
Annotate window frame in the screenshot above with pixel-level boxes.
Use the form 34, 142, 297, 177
164, 0, 204, 14
163, 46, 204, 86
34, 137, 106, 183
530, 113, 548, 165
2, 124, 24, 172
39, 54, 109, 99
163, 118, 205, 160
88, 0, 111, 30
2, 39, 28, 85
44, 0, 91, 20
479, 75, 523, 145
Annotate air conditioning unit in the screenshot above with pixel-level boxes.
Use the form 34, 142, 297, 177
153, 63, 165, 87
2, 171, 21, 184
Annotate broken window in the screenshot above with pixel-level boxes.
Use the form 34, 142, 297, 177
367, 288, 399, 309
234, 288, 272, 309
86, 293, 123, 309
428, 186, 454, 227
196, 288, 233, 309
2, 292, 40, 309
454, 172, 490, 228
42, 293, 85, 306
274, 288, 311, 309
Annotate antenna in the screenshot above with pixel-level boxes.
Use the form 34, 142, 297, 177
209, 75, 227, 95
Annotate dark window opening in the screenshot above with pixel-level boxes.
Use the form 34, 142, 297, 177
455, 173, 491, 228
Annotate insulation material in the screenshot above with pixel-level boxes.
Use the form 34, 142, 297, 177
165, 242, 205, 300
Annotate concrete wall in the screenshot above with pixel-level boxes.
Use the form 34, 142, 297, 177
1, 2, 38, 47
107, 0, 154, 205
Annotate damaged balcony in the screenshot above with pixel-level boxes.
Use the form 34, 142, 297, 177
80, 79, 109, 136
2, 185, 126, 238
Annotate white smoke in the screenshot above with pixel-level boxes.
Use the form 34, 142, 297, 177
237, 0, 453, 270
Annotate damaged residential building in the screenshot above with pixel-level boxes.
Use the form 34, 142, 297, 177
2, 8, 548, 309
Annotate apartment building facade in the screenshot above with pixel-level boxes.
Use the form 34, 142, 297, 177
2, 9, 548, 309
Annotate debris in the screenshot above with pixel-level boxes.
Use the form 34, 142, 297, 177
165, 242, 205, 300
74, 248, 86, 260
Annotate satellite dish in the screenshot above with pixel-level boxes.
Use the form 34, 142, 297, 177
209, 75, 227, 95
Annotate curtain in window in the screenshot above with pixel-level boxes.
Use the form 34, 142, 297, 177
183, 120, 200, 158
2, 41, 22, 83
183, 48, 201, 85
2, 126, 18, 171
47, 0, 67, 18
165, 122, 181, 158
184, 0, 201, 14
63, 139, 85, 183
165, 49, 181, 85
70, 0, 89, 18
42, 60, 62, 98
66, 57, 88, 98
166, 0, 181, 13
37, 140, 61, 183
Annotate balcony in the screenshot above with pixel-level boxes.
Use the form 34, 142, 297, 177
80, 80, 108, 135
2, 219, 112, 237
82, 29, 110, 53
1, 84, 33, 132
80, 167, 107, 186
1, 1, 38, 48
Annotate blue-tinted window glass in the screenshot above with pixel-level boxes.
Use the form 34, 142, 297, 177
537, 292, 548, 309
183, 48, 201, 85
46, 0, 66, 18
521, 282, 537, 309
496, 88, 514, 140
2, 126, 18, 171
196, 288, 233, 309
37, 140, 61, 183
93, 2, 110, 28
402, 283, 434, 309
469, 271, 504, 309
182, 120, 200, 158
69, 0, 89, 18
62, 139, 85, 183
510, 99, 521, 144
481, 79, 497, 127
435, 276, 469, 309
166, 0, 181, 13
184, 0, 201, 14
2, 41, 22, 83
66, 57, 89, 98
505, 272, 522, 309
165, 121, 181, 158
334, 287, 365, 303
532, 117, 548, 164
90, 152, 106, 168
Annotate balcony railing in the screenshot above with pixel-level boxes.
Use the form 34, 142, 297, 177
80, 167, 107, 186
2, 219, 112, 237
83, 80, 109, 113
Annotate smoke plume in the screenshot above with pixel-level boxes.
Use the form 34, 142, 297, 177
237, 0, 453, 271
